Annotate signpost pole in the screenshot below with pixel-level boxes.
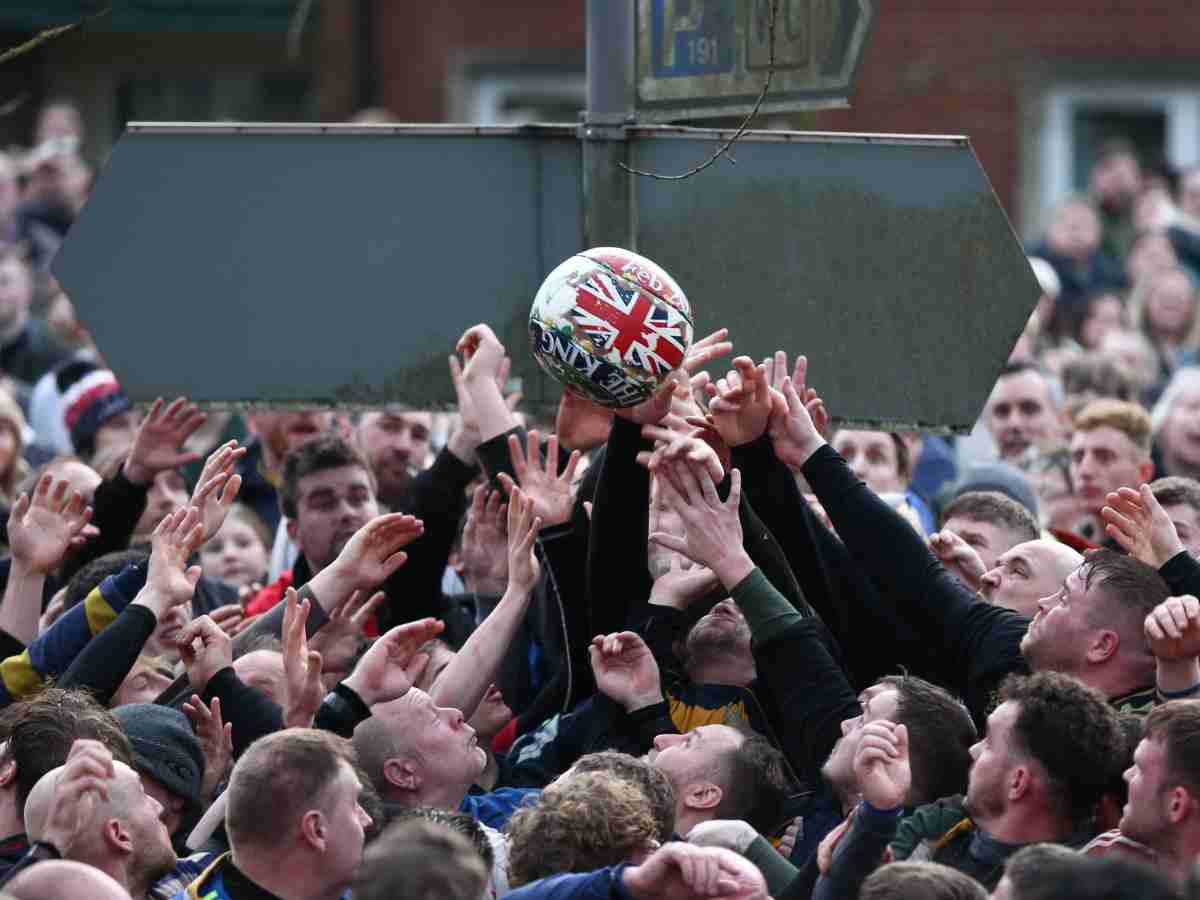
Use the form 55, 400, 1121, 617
582, 0, 636, 249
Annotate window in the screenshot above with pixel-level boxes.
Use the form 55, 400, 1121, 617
450, 56, 585, 125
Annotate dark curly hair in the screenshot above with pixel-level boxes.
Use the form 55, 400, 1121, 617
879, 674, 977, 805
999, 672, 1124, 824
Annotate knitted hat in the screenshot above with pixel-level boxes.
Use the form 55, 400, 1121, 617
951, 461, 1039, 519
113, 704, 204, 815
58, 361, 131, 458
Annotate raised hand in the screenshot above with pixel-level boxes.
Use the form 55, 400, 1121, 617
615, 328, 734, 427
208, 604, 246, 638
638, 423, 726, 486
177, 614, 233, 691
459, 485, 509, 595
1146, 595, 1200, 662
282, 587, 324, 728
704, 357, 772, 448
40, 739, 115, 857
497, 430, 581, 528
650, 554, 720, 611
454, 323, 508, 385
134, 506, 204, 620
122, 397, 207, 485
181, 695, 233, 802
686, 820, 758, 854
326, 513, 424, 592
1102, 485, 1185, 568
191, 440, 245, 542
767, 374, 828, 471
929, 529, 987, 591
589, 630, 663, 712
853, 720, 911, 810
622, 842, 768, 900
7, 474, 92, 575
505, 487, 542, 595
309, 588, 382, 659
343, 616, 444, 706
649, 461, 751, 590
450, 324, 520, 461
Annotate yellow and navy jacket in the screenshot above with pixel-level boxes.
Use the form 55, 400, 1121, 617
0, 563, 144, 707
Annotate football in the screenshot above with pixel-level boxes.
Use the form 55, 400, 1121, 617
528, 247, 694, 409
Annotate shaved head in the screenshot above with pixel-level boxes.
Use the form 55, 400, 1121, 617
8, 860, 131, 900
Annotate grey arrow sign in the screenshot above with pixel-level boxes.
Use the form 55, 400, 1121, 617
53, 122, 1037, 432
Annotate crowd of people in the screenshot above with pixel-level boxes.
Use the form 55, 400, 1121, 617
0, 101, 1196, 900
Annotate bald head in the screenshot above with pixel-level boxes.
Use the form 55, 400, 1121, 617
7, 860, 131, 900
24, 760, 142, 843
978, 538, 1084, 618
233, 650, 286, 704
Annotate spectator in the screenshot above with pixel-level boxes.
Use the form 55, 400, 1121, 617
1128, 267, 1200, 388
982, 362, 1064, 463
991, 843, 1083, 900
181, 729, 371, 900
1077, 292, 1128, 350
859, 862, 987, 900
1149, 475, 1200, 557
236, 411, 334, 534
1089, 139, 1143, 263
1070, 399, 1155, 534
0, 253, 69, 391
1031, 196, 1125, 330
354, 407, 433, 510
353, 819, 488, 900
1151, 367, 1200, 481
938, 490, 1041, 574
196, 504, 271, 593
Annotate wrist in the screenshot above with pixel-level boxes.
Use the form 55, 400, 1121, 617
711, 550, 755, 590
341, 672, 376, 706
623, 691, 665, 713
130, 587, 166, 620
447, 429, 478, 465
797, 435, 827, 468
1157, 657, 1200, 695
1153, 541, 1186, 569
122, 456, 153, 486
7, 558, 48, 581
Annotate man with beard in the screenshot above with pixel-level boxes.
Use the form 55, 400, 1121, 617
19, 740, 178, 900
354, 408, 433, 511
813, 673, 1123, 896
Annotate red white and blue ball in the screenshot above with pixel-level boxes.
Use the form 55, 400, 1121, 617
529, 247, 694, 408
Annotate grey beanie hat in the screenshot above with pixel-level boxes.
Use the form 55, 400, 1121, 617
951, 461, 1040, 519
113, 704, 204, 814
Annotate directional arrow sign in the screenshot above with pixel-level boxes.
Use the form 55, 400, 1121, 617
53, 123, 1037, 432
636, 0, 876, 121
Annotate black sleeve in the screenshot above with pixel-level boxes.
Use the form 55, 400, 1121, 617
57, 604, 157, 705
377, 446, 477, 630
801, 444, 1029, 728
0, 629, 24, 659
732, 436, 922, 689
314, 682, 372, 737
201, 667, 285, 757
475, 426, 523, 487
586, 417, 654, 638
59, 469, 149, 583
1160, 551, 1200, 598
812, 805, 902, 900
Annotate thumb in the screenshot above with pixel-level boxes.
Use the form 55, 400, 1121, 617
404, 652, 430, 683
184, 566, 203, 590
894, 723, 909, 756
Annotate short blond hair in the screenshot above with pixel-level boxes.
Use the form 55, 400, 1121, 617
1072, 399, 1153, 455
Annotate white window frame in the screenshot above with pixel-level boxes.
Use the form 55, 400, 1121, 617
1036, 82, 1200, 233
449, 61, 585, 125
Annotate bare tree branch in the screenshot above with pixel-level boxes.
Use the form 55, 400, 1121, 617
620, 0, 778, 181
0, 6, 112, 68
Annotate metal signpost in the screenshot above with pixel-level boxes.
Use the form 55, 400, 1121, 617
54, 0, 1039, 433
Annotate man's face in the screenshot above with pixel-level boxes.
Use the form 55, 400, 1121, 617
288, 465, 378, 571
684, 600, 753, 676
1146, 270, 1196, 338
965, 701, 1021, 823
1070, 426, 1150, 515
111, 658, 173, 708
320, 762, 372, 889
1048, 201, 1100, 260
1020, 564, 1099, 674
832, 431, 905, 495
133, 469, 189, 540
1162, 502, 1200, 558
139, 772, 187, 838
356, 411, 432, 503
978, 540, 1082, 619
822, 685, 901, 797
647, 724, 743, 796
253, 412, 333, 469
1160, 381, 1200, 471
0, 257, 31, 330
114, 762, 177, 886
376, 688, 487, 795
1119, 736, 1175, 847
985, 371, 1060, 461
943, 515, 1029, 573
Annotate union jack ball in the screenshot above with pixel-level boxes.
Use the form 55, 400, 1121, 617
528, 247, 694, 409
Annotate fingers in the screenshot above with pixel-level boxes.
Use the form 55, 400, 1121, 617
649, 531, 693, 559
507, 432, 529, 481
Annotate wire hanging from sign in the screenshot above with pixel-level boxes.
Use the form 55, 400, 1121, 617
620, 0, 778, 181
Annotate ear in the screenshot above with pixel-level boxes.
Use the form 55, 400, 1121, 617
683, 782, 723, 812
1008, 765, 1032, 803
1167, 786, 1195, 826
383, 758, 420, 792
0, 759, 16, 789
286, 518, 298, 542
103, 818, 133, 855
1086, 629, 1120, 664
300, 809, 326, 852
